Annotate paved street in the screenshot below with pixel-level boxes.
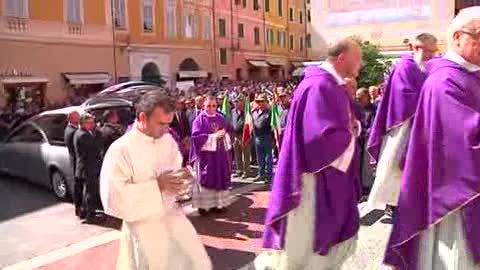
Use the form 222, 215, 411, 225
1, 173, 394, 270
0, 175, 118, 268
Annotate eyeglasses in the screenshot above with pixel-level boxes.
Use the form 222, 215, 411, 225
459, 29, 480, 41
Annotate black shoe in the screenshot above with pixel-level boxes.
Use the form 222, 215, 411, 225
385, 205, 397, 218
212, 207, 227, 214
198, 208, 209, 216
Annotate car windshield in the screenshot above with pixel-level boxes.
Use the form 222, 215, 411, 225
32, 114, 68, 145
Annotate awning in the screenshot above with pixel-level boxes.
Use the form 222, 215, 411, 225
267, 58, 288, 66
63, 72, 111, 85
178, 70, 209, 79
1, 76, 49, 84
291, 61, 304, 67
248, 60, 270, 67
292, 67, 305, 77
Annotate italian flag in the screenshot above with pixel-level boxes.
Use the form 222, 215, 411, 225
270, 104, 282, 136
242, 97, 253, 145
220, 95, 230, 120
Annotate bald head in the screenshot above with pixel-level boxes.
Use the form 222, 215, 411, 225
327, 39, 359, 59
327, 38, 363, 79
446, 6, 480, 65
68, 111, 80, 126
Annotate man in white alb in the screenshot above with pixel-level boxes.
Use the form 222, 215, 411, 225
100, 90, 212, 270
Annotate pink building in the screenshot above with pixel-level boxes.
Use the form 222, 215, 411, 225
214, 0, 270, 80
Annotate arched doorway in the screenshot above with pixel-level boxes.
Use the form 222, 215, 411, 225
179, 58, 200, 71
141, 62, 164, 85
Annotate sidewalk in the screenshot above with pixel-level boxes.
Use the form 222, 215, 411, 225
4, 186, 394, 270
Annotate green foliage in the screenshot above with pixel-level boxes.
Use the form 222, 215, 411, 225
351, 37, 393, 88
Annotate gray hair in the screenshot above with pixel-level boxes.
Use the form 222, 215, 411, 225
327, 38, 357, 59
446, 7, 480, 50
415, 33, 438, 44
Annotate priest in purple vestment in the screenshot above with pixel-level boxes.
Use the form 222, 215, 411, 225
384, 7, 480, 269
190, 96, 233, 216
255, 39, 363, 270
366, 33, 438, 217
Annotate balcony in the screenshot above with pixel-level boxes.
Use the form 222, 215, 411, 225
5, 17, 29, 33
67, 23, 83, 35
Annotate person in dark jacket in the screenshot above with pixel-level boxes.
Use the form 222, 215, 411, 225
73, 113, 103, 223
98, 110, 124, 154
252, 93, 273, 183
64, 111, 80, 216
64, 111, 80, 173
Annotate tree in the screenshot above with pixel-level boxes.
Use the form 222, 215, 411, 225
352, 37, 393, 88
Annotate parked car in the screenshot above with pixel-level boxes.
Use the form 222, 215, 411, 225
0, 98, 134, 200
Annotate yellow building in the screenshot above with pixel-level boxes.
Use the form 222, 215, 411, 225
117, 0, 214, 88
0, 0, 129, 111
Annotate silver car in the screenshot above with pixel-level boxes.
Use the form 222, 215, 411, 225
0, 98, 134, 200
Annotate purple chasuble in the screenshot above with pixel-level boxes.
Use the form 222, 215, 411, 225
190, 111, 232, 190
262, 66, 360, 255
384, 58, 480, 269
368, 54, 427, 163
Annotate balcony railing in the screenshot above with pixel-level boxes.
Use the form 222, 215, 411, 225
5, 17, 29, 32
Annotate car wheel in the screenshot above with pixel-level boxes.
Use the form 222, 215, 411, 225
51, 170, 68, 200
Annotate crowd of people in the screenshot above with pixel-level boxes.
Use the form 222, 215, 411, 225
55, 6, 480, 270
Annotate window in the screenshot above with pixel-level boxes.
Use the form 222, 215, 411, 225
114, 0, 126, 29
266, 29, 274, 45
220, 48, 227, 65
183, 14, 195, 38
277, 0, 282, 16
254, 27, 260, 45
235, 0, 241, 4
166, 0, 176, 38
5, 0, 28, 18
289, 34, 294, 50
282, 32, 286, 48
242, 0, 247, 8
219, 18, 226, 37
8, 125, 44, 143
289, 7, 294, 22
307, 9, 311, 22
300, 36, 304, 51
299, 10, 303, 24
66, 0, 82, 23
253, 0, 259, 10
264, 0, 270, 12
306, 33, 311, 48
32, 115, 68, 144
277, 30, 281, 47
307, 0, 310, 3
203, 15, 211, 40
142, 0, 154, 32
238, 23, 244, 38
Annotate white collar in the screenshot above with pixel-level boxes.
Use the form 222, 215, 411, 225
320, 61, 346, 85
444, 51, 480, 73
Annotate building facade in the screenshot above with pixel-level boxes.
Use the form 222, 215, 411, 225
309, 0, 476, 53
0, 0, 129, 112
116, 0, 214, 89
0, 0, 319, 108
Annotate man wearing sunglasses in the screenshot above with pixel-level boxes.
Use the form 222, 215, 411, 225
367, 32, 438, 218
384, 6, 480, 269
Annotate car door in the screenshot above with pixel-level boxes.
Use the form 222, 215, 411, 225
0, 124, 48, 184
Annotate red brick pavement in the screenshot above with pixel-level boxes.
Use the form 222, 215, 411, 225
34, 189, 270, 270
